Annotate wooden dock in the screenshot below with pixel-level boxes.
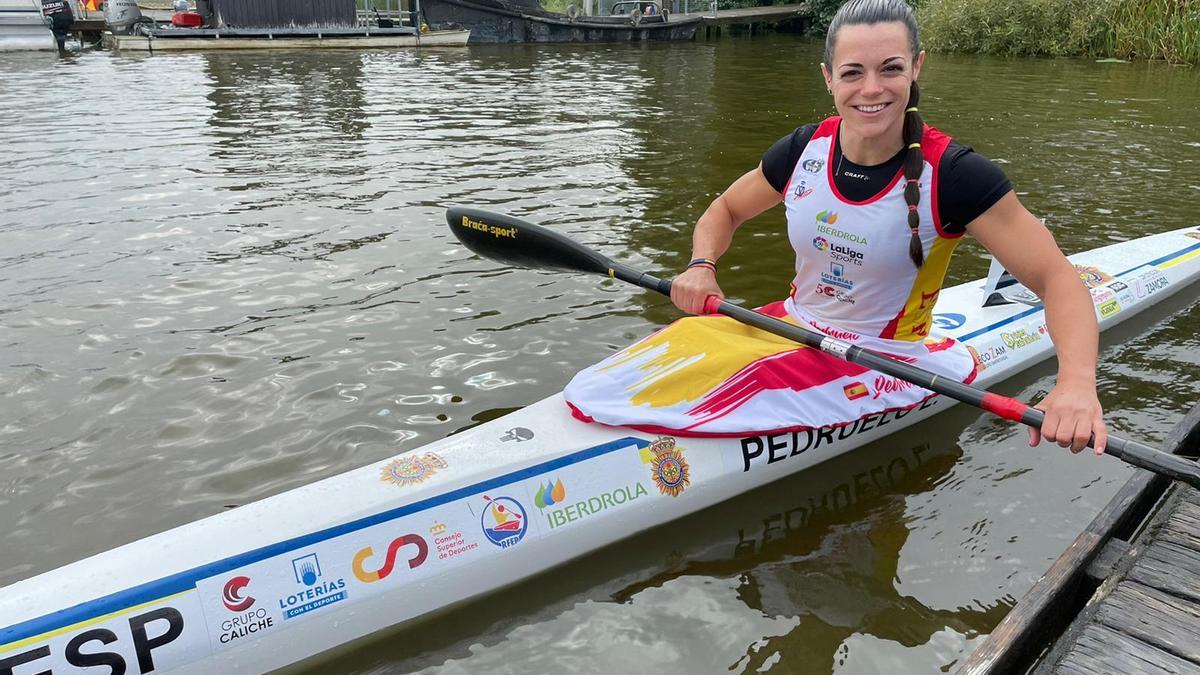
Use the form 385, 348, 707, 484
958, 403, 1200, 674
671, 2, 808, 38
673, 3, 807, 26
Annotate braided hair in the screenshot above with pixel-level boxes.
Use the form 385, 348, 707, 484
825, 0, 926, 268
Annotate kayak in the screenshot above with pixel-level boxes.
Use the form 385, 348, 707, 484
2, 225, 1198, 674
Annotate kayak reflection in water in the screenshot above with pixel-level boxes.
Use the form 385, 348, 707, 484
566, 0, 1107, 455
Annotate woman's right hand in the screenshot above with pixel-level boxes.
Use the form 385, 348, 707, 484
670, 266, 724, 315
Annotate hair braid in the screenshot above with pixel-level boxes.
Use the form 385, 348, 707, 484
902, 80, 924, 268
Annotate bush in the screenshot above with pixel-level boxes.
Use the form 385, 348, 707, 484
917, 0, 1112, 57
918, 0, 1199, 63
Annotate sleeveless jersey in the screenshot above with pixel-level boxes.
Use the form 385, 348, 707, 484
561, 117, 978, 437
784, 116, 961, 341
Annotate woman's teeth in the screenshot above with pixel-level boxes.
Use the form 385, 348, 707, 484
855, 103, 887, 113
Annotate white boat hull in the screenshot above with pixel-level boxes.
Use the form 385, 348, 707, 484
2, 226, 1199, 674
0, 0, 55, 51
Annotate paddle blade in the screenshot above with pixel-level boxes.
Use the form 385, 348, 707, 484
445, 206, 614, 276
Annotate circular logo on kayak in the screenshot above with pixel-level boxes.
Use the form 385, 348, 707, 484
381, 452, 447, 488
932, 312, 966, 330
649, 437, 690, 498
480, 496, 528, 549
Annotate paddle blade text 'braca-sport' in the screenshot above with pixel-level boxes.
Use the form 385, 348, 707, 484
445, 206, 615, 276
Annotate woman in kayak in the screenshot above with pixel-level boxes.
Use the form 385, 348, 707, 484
565, 0, 1106, 454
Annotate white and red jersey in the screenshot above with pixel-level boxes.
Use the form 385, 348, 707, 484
784, 116, 960, 342
562, 118, 978, 436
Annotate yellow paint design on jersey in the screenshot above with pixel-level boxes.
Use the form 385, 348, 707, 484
598, 314, 804, 408
893, 235, 960, 342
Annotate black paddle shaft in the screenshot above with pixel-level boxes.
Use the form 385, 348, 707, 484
444, 206, 1200, 489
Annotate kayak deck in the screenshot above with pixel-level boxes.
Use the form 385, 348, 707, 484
2, 226, 1199, 674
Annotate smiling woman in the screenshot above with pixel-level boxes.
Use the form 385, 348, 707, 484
565, 0, 1109, 456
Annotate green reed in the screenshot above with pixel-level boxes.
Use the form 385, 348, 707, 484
918, 0, 1199, 64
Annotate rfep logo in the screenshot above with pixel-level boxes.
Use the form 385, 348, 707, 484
222, 576, 255, 612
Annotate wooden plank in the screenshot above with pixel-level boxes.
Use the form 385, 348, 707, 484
961, 403, 1200, 675
1128, 540, 1200, 604
1051, 623, 1200, 675
1160, 502, 1200, 553
1094, 580, 1200, 664
956, 473, 1163, 675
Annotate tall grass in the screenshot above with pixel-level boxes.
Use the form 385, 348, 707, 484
1104, 0, 1200, 64
918, 0, 1199, 64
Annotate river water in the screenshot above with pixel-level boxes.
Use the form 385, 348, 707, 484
1, 34, 1198, 674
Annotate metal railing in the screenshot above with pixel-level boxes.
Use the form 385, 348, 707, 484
356, 0, 421, 30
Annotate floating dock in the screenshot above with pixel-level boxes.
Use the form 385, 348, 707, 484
104, 27, 470, 51
959, 402, 1200, 674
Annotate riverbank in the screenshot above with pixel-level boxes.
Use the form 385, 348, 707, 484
918, 0, 1199, 65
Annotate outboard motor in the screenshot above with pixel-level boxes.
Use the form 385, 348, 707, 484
104, 0, 151, 35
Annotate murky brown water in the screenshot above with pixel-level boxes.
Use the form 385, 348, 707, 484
1, 34, 1198, 673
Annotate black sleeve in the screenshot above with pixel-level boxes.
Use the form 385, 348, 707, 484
761, 124, 818, 194
937, 142, 1012, 235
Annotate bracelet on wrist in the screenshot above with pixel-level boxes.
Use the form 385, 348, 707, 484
687, 258, 718, 273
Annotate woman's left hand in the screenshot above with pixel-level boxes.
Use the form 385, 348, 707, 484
1028, 379, 1107, 455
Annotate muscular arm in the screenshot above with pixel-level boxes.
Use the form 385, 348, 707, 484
967, 191, 1107, 452
671, 164, 783, 314
690, 164, 784, 260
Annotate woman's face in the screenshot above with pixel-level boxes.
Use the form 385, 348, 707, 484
821, 21, 925, 144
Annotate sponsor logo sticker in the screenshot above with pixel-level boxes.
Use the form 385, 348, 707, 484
645, 437, 690, 498
802, 158, 824, 174
280, 553, 347, 620
1134, 268, 1169, 298
352, 534, 428, 583
534, 477, 566, 509
380, 452, 447, 487
218, 579, 273, 646
499, 427, 534, 442
1098, 299, 1121, 319
932, 313, 966, 330
222, 576, 255, 612
1074, 264, 1113, 289
431, 521, 479, 561
478, 496, 528, 548
1001, 328, 1041, 349
538, 479, 648, 530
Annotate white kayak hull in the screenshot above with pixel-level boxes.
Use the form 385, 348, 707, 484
2, 226, 1199, 674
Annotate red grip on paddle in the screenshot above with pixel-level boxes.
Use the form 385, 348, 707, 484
981, 392, 1028, 422
703, 295, 723, 315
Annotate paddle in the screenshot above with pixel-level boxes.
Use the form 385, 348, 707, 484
444, 206, 1200, 489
